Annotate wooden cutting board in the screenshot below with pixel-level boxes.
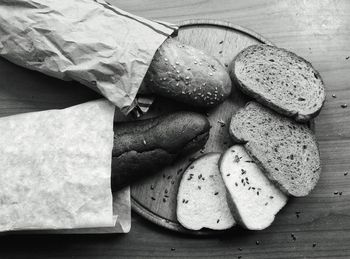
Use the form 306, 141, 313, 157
130, 19, 274, 234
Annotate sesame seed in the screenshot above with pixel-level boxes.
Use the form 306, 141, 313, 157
341, 104, 348, 108
185, 76, 190, 80
219, 40, 224, 44
143, 139, 147, 145
175, 62, 179, 65
151, 197, 155, 201
332, 94, 337, 98
312, 243, 316, 247
194, 61, 197, 64
227, 174, 230, 177
187, 68, 191, 70
217, 219, 220, 223
256, 241, 260, 245
171, 248, 175, 251
345, 172, 348, 176
214, 192, 219, 195
219, 50, 223, 54
163, 198, 166, 202
209, 73, 213, 76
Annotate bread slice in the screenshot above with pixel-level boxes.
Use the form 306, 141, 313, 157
229, 102, 321, 197
176, 153, 235, 230
220, 145, 288, 230
230, 44, 325, 122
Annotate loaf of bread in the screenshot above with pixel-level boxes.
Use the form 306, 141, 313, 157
111, 112, 210, 191
220, 145, 287, 230
144, 38, 232, 107
229, 44, 325, 122
229, 102, 321, 197
177, 153, 236, 230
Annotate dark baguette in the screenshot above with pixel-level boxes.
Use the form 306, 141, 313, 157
144, 38, 232, 107
111, 112, 210, 191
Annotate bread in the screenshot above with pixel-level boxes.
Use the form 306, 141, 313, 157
176, 153, 235, 230
229, 102, 321, 197
220, 145, 287, 230
111, 112, 210, 191
229, 44, 325, 122
145, 38, 232, 107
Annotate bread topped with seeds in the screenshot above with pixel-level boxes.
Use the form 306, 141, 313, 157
229, 44, 325, 122
229, 102, 321, 197
220, 145, 288, 230
145, 38, 232, 107
176, 153, 236, 230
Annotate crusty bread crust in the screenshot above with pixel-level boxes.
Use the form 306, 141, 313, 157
230, 44, 325, 122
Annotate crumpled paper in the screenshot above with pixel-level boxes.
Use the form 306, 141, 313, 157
0, 100, 117, 232
0, 0, 177, 114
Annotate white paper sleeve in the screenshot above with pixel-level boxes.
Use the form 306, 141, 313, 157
0, 0, 177, 114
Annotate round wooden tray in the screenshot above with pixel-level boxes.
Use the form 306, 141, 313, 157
131, 19, 273, 234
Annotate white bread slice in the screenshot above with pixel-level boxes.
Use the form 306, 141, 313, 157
220, 145, 287, 230
176, 153, 236, 230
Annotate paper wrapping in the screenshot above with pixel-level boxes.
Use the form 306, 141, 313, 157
0, 99, 119, 232
0, 0, 177, 114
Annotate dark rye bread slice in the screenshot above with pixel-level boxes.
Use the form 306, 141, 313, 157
229, 102, 321, 197
230, 44, 325, 122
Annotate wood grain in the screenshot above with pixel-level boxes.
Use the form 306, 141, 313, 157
0, 0, 350, 258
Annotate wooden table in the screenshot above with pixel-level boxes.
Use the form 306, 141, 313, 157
1, 0, 350, 258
